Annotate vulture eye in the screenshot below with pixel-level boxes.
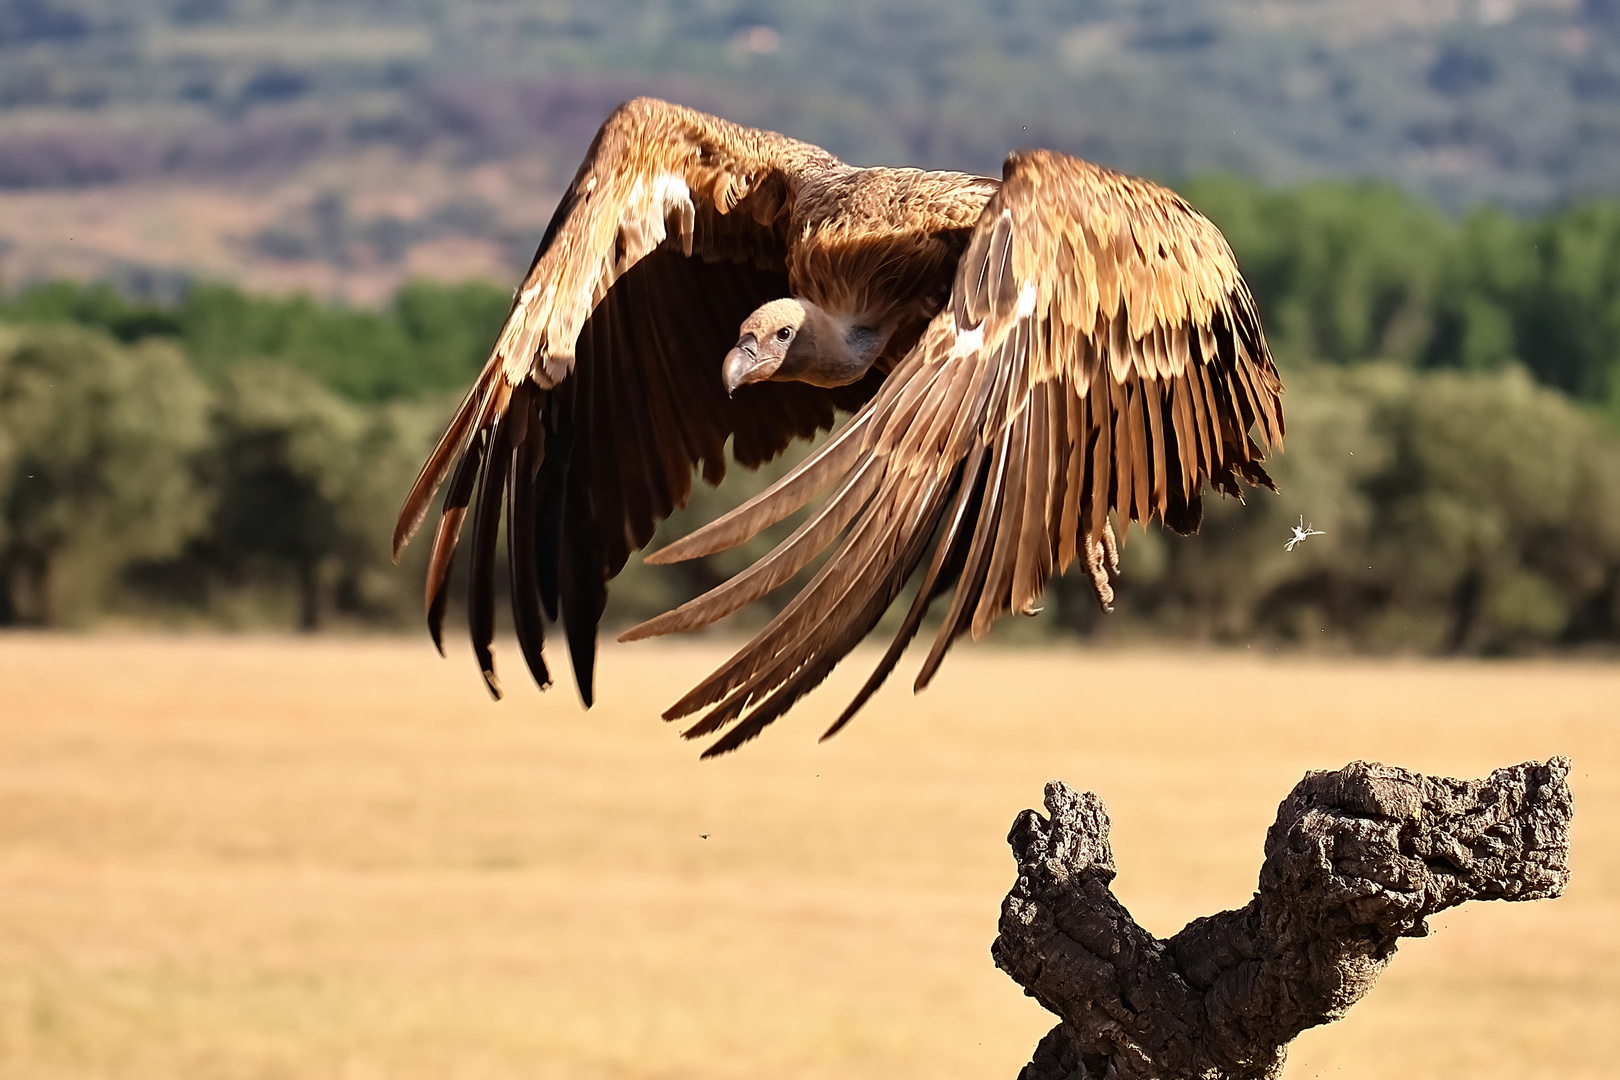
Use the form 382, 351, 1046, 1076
776, 327, 793, 342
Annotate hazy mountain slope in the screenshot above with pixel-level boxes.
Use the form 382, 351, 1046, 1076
2, 0, 1617, 296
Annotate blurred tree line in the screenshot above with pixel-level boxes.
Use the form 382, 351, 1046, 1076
3, 175, 1620, 651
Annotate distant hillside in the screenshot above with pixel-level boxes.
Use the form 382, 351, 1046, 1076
5, 0, 1620, 297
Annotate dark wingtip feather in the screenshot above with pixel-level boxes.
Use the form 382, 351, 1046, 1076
427, 573, 451, 656
562, 584, 599, 708
468, 409, 513, 704
422, 412, 492, 659
508, 391, 554, 693
1164, 491, 1203, 536
535, 430, 567, 624
698, 727, 762, 759
819, 683, 873, 743
575, 652, 596, 708
557, 491, 603, 709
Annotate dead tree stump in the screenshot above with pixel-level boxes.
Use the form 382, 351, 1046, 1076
993, 758, 1573, 1080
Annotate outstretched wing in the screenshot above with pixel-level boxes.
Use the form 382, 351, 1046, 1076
630, 149, 1284, 756
392, 98, 880, 705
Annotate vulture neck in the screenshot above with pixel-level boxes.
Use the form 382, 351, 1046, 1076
784, 302, 894, 388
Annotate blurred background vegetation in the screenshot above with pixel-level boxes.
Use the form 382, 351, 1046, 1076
2, 0, 1620, 654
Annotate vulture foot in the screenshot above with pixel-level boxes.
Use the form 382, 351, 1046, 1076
1082, 522, 1120, 612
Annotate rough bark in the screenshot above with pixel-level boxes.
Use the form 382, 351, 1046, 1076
993, 757, 1573, 1080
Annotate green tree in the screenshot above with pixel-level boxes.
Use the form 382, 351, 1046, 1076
1428, 202, 1620, 410
1369, 366, 1620, 651
2, 279, 511, 403
1077, 365, 1620, 652
1183, 178, 1452, 367
179, 281, 508, 401
199, 363, 444, 629
0, 324, 211, 625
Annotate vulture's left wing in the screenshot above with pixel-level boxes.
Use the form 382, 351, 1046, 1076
392, 99, 879, 707
627, 150, 1283, 756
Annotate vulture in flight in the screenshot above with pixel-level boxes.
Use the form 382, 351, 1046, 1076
393, 98, 1284, 756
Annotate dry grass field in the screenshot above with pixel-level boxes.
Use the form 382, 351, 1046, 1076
0, 634, 1614, 1079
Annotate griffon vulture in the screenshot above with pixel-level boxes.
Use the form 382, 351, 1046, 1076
393, 98, 1284, 756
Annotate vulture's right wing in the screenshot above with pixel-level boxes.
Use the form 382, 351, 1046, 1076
392, 99, 880, 705
629, 150, 1284, 756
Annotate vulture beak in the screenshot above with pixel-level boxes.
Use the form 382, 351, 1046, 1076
723, 333, 777, 394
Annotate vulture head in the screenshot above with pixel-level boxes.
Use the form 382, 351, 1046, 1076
724, 298, 806, 393
725, 297, 893, 393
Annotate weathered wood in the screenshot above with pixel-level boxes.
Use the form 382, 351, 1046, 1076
994, 758, 1573, 1080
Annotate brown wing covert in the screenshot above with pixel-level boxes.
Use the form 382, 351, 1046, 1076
392, 99, 876, 705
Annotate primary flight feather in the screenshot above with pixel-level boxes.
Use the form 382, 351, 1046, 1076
393, 98, 1284, 756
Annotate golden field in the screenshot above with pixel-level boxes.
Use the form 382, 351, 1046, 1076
0, 634, 1615, 1079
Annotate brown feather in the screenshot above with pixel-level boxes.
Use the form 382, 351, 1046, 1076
693, 470, 951, 754
506, 387, 552, 691
622, 454, 884, 640
668, 458, 931, 727
468, 409, 513, 699
423, 425, 488, 653
973, 402, 1031, 638
644, 410, 874, 565
1013, 380, 1056, 613
1088, 366, 1114, 545
820, 442, 989, 742
1057, 376, 1087, 570
1169, 372, 1198, 496
916, 411, 1015, 690
393, 356, 500, 561
1110, 376, 1137, 522
1144, 376, 1168, 518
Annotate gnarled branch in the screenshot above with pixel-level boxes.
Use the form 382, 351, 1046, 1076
994, 758, 1573, 1080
